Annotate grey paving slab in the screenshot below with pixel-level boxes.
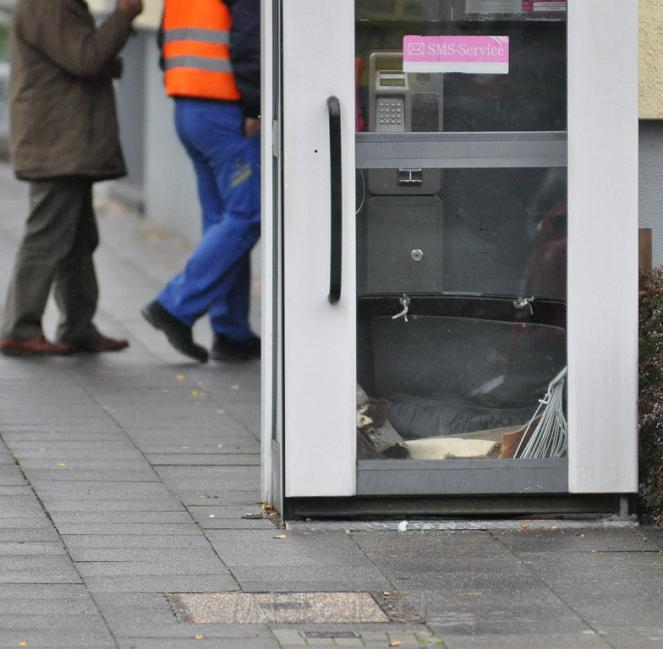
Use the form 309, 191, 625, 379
0, 495, 45, 515
0, 630, 115, 647
0, 542, 67, 556
596, 626, 663, 649
0, 555, 81, 583
0, 518, 55, 529
0, 528, 61, 542
4, 435, 132, 445
0, 486, 34, 496
69, 547, 222, 563
155, 466, 260, 488
42, 498, 186, 512
147, 454, 260, 466
176, 490, 262, 506
207, 529, 401, 569
0, 583, 90, 599
54, 523, 202, 535
440, 632, 609, 649
228, 565, 389, 589
116, 640, 278, 649
12, 447, 143, 460
492, 528, 656, 554
0, 466, 26, 486
76, 560, 229, 577
0, 598, 97, 615
62, 534, 212, 550
84, 573, 239, 593
30, 482, 172, 498
404, 586, 589, 635
19, 458, 151, 470
24, 469, 159, 482
0, 613, 111, 631
517, 551, 663, 627
642, 527, 663, 551
187, 504, 266, 517
49, 511, 193, 524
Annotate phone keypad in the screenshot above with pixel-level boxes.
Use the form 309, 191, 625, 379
377, 98, 404, 129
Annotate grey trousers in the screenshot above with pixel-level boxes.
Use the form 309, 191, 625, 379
1, 179, 100, 343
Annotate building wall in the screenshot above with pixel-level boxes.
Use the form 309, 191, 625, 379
640, 0, 663, 119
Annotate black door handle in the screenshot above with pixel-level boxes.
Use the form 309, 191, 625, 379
327, 96, 342, 304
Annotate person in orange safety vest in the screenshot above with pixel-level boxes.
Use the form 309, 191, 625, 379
142, 0, 261, 364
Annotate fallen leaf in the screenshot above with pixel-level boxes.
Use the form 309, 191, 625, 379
273, 534, 288, 539
191, 391, 201, 398
194, 633, 204, 640
208, 514, 216, 519
389, 641, 401, 647
242, 513, 263, 520
217, 444, 224, 448
19, 642, 28, 647
55, 463, 66, 469
176, 374, 186, 381
231, 384, 240, 390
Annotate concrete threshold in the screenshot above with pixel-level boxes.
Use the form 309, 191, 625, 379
286, 517, 639, 532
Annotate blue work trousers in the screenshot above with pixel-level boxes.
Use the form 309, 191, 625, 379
157, 99, 260, 341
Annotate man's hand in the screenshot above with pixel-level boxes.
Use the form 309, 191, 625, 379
244, 117, 261, 138
115, 0, 143, 20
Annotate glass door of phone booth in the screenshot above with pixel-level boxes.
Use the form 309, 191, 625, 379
267, 1, 638, 513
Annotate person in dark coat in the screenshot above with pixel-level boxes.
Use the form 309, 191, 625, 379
0, 0, 143, 356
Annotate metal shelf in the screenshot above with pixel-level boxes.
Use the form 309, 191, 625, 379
356, 131, 567, 169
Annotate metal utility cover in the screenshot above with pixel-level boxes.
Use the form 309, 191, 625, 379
170, 592, 389, 624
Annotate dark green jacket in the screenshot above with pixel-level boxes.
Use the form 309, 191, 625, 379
10, 0, 132, 180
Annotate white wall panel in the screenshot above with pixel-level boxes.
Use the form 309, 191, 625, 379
282, 1, 357, 497
568, 0, 639, 493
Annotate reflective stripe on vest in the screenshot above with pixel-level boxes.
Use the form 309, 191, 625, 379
162, 0, 240, 102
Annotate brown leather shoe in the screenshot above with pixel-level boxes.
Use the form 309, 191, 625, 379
0, 335, 74, 356
71, 333, 129, 353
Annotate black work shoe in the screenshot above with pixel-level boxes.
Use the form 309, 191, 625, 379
141, 301, 208, 363
210, 333, 260, 362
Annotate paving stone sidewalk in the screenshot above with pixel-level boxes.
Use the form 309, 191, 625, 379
1, 164, 663, 649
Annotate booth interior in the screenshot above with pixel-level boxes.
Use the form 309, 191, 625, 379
353, 0, 568, 466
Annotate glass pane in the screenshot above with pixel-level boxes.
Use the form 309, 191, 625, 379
355, 0, 566, 133
355, 1, 567, 463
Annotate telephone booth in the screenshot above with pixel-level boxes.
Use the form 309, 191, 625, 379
261, 0, 638, 518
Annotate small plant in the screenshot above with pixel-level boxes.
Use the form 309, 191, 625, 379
639, 268, 663, 526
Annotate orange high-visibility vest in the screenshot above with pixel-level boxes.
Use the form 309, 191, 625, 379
162, 0, 241, 101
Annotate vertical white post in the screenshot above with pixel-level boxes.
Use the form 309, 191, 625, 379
282, 0, 357, 497
567, 0, 639, 493
260, 0, 274, 503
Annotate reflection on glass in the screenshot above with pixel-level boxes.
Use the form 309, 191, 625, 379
355, 1, 567, 462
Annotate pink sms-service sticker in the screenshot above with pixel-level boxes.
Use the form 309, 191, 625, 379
403, 35, 509, 75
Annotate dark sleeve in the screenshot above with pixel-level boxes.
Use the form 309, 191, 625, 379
15, 0, 132, 79
157, 12, 165, 72
225, 0, 261, 118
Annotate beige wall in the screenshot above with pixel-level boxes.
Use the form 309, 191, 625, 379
641, 0, 663, 119
88, 0, 161, 29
